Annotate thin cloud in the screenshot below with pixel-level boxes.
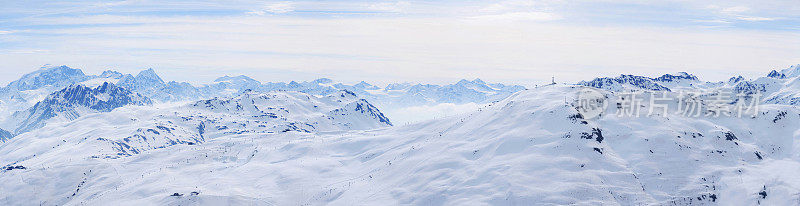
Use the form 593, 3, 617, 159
368, 1, 410, 13
736, 16, 776, 21
710, 5, 778, 22
248, 1, 294, 15
470, 12, 561, 22
692, 19, 731, 24
720, 6, 750, 14
1, 1, 799, 86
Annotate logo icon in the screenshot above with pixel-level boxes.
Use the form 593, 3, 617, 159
576, 88, 608, 119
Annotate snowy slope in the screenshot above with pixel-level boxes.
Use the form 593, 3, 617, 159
0, 85, 797, 205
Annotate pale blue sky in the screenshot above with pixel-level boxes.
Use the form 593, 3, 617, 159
1, 0, 799, 86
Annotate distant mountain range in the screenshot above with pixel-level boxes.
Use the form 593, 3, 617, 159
580, 65, 800, 105
0, 65, 526, 141
3, 64, 800, 137
0, 65, 526, 137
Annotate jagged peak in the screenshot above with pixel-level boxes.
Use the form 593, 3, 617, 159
653, 72, 698, 82
728, 75, 745, 83
135, 68, 164, 83
580, 74, 671, 91
767, 70, 786, 79
96, 81, 116, 91
99, 70, 123, 78
55, 82, 131, 96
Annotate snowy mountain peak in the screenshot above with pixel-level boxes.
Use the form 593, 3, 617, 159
728, 75, 745, 84
2, 65, 88, 92
190, 90, 391, 133
580, 74, 671, 92
354, 81, 379, 90
115, 69, 171, 101
767, 70, 786, 79
52, 82, 152, 111
335, 98, 393, 126
653, 72, 698, 82
10, 82, 152, 135
99, 70, 124, 78
135, 68, 164, 84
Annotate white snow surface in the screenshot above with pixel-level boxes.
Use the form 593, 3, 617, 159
1, 85, 799, 205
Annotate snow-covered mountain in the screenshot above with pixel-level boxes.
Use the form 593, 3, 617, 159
92, 67, 525, 110
0, 65, 93, 122
189, 89, 392, 134
118, 68, 165, 90
0, 85, 797, 205
0, 65, 525, 126
579, 72, 701, 92
0, 65, 90, 93
0, 89, 391, 162
117, 68, 201, 102
580, 65, 800, 108
3, 82, 152, 136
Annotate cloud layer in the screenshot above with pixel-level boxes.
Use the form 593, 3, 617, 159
0, 0, 799, 86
